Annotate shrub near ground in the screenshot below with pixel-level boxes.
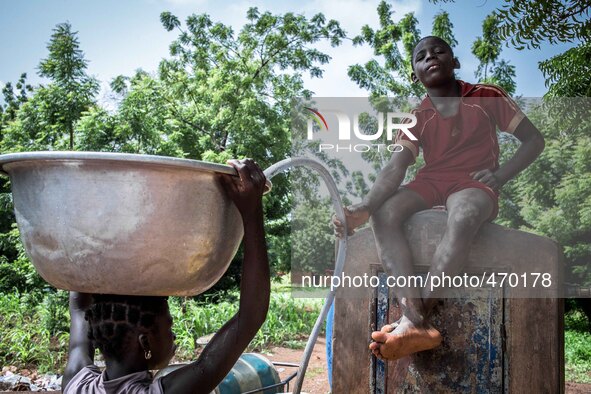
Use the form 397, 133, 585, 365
170, 283, 323, 360
2, 284, 589, 384
565, 309, 591, 384
0, 277, 323, 372
0, 291, 69, 372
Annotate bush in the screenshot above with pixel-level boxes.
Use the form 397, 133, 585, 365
565, 308, 591, 383
0, 279, 323, 372
169, 290, 323, 359
0, 227, 49, 294
0, 292, 69, 372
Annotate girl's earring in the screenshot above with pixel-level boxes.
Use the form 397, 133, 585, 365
145, 350, 152, 360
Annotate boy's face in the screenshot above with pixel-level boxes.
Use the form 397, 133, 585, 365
411, 38, 459, 88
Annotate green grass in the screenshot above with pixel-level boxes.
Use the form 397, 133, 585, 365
0, 277, 324, 371
565, 309, 591, 383
170, 276, 324, 359
0, 292, 69, 372
2, 283, 590, 385
2, 282, 590, 385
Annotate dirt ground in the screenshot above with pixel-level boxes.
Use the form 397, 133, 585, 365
566, 382, 591, 394
265, 338, 591, 394
5, 337, 591, 393
1, 338, 332, 394
265, 340, 591, 394
263, 336, 331, 394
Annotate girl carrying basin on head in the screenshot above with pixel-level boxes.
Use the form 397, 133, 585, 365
62, 159, 271, 394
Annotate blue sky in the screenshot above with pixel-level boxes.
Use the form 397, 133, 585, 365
0, 0, 577, 99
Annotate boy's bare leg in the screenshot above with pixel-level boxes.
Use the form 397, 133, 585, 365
369, 188, 442, 359
421, 188, 494, 314
370, 188, 493, 360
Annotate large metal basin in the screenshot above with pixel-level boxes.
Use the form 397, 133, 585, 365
0, 152, 267, 296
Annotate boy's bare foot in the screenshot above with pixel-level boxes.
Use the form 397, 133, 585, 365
369, 316, 442, 360
380, 317, 402, 333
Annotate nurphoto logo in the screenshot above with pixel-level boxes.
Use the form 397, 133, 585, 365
305, 108, 418, 153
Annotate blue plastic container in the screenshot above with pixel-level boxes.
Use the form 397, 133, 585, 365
326, 303, 334, 389
155, 353, 281, 393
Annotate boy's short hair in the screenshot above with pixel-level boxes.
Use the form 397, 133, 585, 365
411, 36, 455, 69
85, 294, 169, 362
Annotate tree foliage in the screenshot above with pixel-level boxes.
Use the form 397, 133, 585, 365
539, 43, 591, 97
2, 23, 99, 153
0, 11, 345, 293
496, 100, 591, 289
154, 8, 344, 161
349, 1, 421, 98
0, 74, 33, 134
429, 0, 591, 314
430, 0, 590, 97
471, 14, 516, 95
343, 3, 457, 198
431, 0, 590, 49
348, 5, 457, 98
0, 24, 101, 293
472, 15, 501, 79
37, 22, 99, 150
431, 10, 458, 49
495, 0, 590, 50
291, 196, 335, 274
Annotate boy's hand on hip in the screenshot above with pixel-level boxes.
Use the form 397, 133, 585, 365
220, 159, 266, 222
471, 169, 502, 190
333, 204, 370, 238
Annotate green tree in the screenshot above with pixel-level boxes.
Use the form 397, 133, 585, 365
472, 15, 501, 81
0, 74, 46, 292
75, 9, 345, 288
345, 3, 455, 198
481, 2, 591, 300
348, 2, 420, 98
498, 100, 591, 291
494, 0, 590, 50
2, 23, 99, 152
37, 22, 99, 150
539, 43, 591, 97
432, 10, 458, 48
348, 6, 457, 99
431, 0, 590, 97
77, 71, 183, 156
156, 8, 343, 160
0, 23, 100, 293
0, 75, 34, 289
291, 196, 335, 275
0, 11, 346, 293
0, 73, 33, 134
471, 14, 516, 95
159, 9, 344, 279
430, 0, 591, 319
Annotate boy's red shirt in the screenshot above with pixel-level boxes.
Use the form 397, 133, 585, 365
396, 80, 525, 180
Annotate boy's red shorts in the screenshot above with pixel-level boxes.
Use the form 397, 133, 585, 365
402, 176, 499, 221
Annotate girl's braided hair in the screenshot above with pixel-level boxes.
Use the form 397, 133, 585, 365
84, 294, 169, 361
